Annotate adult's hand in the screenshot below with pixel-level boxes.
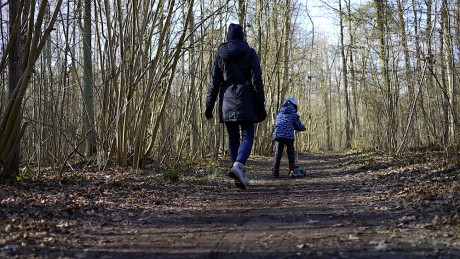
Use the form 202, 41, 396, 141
205, 110, 213, 119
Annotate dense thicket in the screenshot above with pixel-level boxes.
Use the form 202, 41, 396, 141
0, 0, 459, 178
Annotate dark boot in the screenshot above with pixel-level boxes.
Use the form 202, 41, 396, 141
272, 168, 280, 178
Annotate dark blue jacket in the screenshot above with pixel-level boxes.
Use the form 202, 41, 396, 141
205, 40, 265, 122
273, 102, 306, 140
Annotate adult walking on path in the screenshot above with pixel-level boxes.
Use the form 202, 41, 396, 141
205, 23, 266, 190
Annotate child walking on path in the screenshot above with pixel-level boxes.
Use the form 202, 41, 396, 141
272, 98, 306, 178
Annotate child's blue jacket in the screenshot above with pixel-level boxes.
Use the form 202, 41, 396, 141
273, 102, 306, 140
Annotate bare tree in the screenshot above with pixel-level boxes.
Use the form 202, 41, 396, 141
375, 0, 397, 152
440, 0, 457, 147
237, 0, 246, 28
0, 0, 63, 181
2, 0, 459, 173
187, 4, 199, 156
339, 0, 351, 149
82, 0, 96, 157
3, 0, 24, 177
396, 0, 416, 150
346, 0, 358, 146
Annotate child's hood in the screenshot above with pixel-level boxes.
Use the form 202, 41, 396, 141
280, 102, 296, 114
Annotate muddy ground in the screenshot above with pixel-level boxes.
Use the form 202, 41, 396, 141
1, 152, 460, 258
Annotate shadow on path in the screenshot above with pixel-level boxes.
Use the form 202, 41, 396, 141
4, 152, 459, 258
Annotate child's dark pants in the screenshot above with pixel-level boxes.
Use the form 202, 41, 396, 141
273, 138, 296, 170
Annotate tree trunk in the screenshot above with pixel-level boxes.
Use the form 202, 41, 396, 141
0, 0, 63, 181
411, 0, 424, 146
237, 0, 246, 28
397, 0, 416, 150
441, 0, 457, 146
255, 0, 262, 59
188, 5, 198, 156
375, 0, 396, 152
347, 0, 358, 144
339, 0, 351, 149
439, 0, 457, 147
279, 0, 291, 103
425, 0, 437, 145
82, 0, 96, 157
3, 0, 24, 177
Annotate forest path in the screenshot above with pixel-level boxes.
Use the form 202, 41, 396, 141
73, 152, 458, 258
2, 152, 459, 258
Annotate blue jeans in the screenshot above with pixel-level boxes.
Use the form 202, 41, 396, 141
225, 122, 255, 165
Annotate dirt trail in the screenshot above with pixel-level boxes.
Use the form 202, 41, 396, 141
2, 152, 459, 258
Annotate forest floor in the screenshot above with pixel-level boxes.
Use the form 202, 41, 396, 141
1, 151, 460, 258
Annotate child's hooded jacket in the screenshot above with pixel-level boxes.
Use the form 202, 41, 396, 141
273, 102, 306, 140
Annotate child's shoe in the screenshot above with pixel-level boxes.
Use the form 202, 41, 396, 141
288, 168, 296, 178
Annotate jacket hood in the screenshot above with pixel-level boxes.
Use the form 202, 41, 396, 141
280, 102, 296, 114
218, 40, 250, 60
227, 23, 244, 41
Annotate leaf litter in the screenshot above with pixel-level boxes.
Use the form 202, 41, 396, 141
0, 151, 459, 258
